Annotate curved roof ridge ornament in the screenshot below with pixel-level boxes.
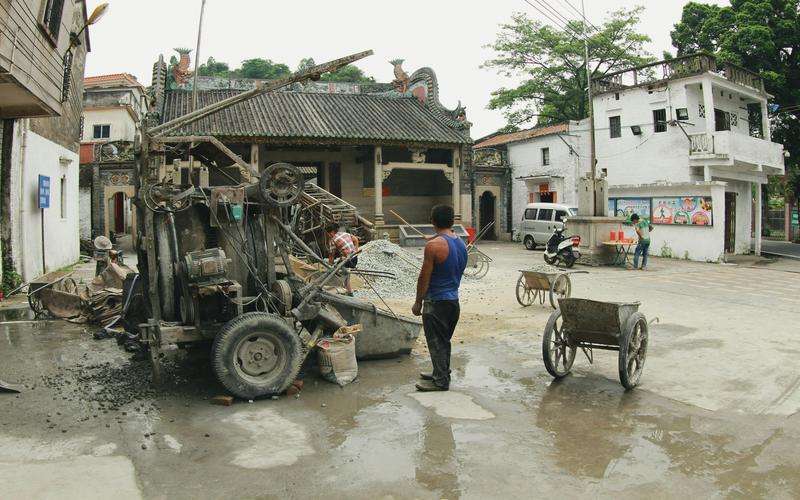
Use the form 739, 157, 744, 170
408, 67, 471, 132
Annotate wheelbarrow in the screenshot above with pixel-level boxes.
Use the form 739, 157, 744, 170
27, 273, 78, 317
542, 298, 651, 389
516, 269, 585, 309
463, 221, 495, 280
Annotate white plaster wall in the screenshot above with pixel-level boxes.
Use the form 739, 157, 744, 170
79, 186, 92, 239
509, 120, 589, 232
82, 109, 136, 142
610, 183, 726, 262
16, 129, 80, 280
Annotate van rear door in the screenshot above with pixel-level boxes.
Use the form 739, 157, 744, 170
523, 208, 538, 234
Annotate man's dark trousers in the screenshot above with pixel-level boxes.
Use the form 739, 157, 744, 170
422, 299, 460, 389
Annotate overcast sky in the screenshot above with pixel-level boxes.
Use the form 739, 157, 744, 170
83, 0, 726, 138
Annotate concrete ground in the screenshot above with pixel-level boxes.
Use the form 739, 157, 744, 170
761, 239, 800, 259
1, 242, 799, 499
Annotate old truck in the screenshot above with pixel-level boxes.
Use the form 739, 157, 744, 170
126, 51, 421, 399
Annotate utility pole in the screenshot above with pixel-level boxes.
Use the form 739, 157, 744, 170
582, 0, 597, 215
191, 0, 207, 112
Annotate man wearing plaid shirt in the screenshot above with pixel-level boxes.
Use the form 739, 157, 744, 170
326, 222, 359, 296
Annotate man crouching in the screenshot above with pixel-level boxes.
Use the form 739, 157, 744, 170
412, 205, 468, 392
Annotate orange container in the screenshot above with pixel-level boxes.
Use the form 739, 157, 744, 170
617, 230, 625, 241
609, 231, 617, 241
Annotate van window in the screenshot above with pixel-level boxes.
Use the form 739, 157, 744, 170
555, 210, 569, 222
524, 208, 537, 220
537, 209, 553, 221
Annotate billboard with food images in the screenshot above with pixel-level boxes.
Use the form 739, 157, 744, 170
652, 196, 713, 226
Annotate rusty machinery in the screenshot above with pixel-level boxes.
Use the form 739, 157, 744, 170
129, 51, 385, 399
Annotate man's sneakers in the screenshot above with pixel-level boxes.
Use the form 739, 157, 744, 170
415, 379, 448, 392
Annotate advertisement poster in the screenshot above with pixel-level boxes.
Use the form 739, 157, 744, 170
614, 198, 651, 223
652, 196, 713, 226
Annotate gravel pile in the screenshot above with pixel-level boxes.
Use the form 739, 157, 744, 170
354, 240, 421, 298
519, 263, 565, 274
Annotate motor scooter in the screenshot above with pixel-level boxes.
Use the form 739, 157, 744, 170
543, 227, 581, 268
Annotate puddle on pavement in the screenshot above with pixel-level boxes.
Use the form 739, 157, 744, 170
409, 392, 495, 420
223, 408, 315, 469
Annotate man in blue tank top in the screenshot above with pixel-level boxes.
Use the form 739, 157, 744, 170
412, 205, 468, 391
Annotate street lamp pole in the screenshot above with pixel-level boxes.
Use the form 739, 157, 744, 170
191, 0, 207, 112
581, 0, 597, 215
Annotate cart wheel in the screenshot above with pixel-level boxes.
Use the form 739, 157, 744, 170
548, 274, 572, 309
465, 252, 489, 279
28, 292, 46, 317
542, 309, 576, 378
515, 275, 539, 307
619, 312, 648, 390
524, 236, 536, 251
212, 312, 302, 399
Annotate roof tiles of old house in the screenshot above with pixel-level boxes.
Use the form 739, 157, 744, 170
161, 89, 470, 145
474, 123, 568, 149
84, 73, 142, 89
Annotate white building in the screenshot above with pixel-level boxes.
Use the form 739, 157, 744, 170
1, 0, 92, 283
79, 74, 147, 241
475, 54, 785, 262
593, 54, 785, 261
473, 120, 591, 236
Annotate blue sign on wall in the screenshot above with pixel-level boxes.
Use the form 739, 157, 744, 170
38, 175, 50, 209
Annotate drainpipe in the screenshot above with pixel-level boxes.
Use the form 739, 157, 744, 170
16, 121, 29, 278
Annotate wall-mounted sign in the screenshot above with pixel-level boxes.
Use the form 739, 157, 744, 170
652, 197, 713, 226
38, 175, 51, 209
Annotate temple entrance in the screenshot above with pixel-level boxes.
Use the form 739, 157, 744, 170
479, 190, 497, 240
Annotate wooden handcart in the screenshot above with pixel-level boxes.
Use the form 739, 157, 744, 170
542, 298, 650, 389
516, 269, 581, 309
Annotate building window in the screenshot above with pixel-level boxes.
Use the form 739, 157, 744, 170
676, 108, 689, 121
93, 125, 111, 139
698, 104, 706, 118
653, 109, 667, 133
541, 147, 550, 166
41, 0, 66, 42
714, 108, 731, 131
60, 175, 67, 219
609, 116, 621, 138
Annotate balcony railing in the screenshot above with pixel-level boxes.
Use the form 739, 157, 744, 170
592, 53, 765, 96
688, 132, 784, 172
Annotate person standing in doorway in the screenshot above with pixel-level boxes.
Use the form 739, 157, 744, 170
412, 205, 468, 392
326, 222, 359, 296
631, 213, 653, 270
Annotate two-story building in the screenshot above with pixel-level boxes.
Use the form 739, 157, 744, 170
594, 54, 785, 261
79, 73, 148, 244
1, 0, 93, 282
473, 120, 591, 239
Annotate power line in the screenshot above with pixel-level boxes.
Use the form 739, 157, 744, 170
556, 0, 601, 33
520, 0, 585, 41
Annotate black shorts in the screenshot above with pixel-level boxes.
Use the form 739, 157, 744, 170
344, 256, 358, 269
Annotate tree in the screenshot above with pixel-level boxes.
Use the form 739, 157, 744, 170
234, 58, 291, 80
484, 7, 653, 128
198, 56, 231, 77
672, 1, 800, 239
296, 58, 374, 83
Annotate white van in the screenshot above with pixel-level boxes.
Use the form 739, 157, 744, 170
520, 202, 578, 250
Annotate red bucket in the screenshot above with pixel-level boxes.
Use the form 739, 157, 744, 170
609, 231, 617, 241
466, 227, 476, 244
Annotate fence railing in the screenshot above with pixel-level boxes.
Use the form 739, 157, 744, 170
688, 133, 714, 154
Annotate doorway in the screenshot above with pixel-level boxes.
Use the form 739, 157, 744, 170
328, 162, 342, 197
725, 192, 736, 253
479, 190, 497, 240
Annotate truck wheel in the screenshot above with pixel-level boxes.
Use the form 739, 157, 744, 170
211, 312, 302, 399
524, 236, 536, 250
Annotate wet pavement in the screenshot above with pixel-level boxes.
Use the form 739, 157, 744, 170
1, 243, 799, 499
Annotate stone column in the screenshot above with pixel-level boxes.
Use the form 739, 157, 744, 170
373, 146, 384, 225
702, 80, 716, 137
754, 182, 762, 256
760, 100, 771, 141
452, 148, 461, 222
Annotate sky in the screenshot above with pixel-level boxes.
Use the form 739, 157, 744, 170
82, 0, 727, 138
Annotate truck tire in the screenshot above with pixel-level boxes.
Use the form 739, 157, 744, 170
211, 312, 302, 399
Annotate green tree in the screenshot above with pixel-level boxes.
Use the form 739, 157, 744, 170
234, 58, 292, 80
297, 57, 374, 83
484, 7, 653, 127
672, 1, 800, 238
198, 56, 231, 77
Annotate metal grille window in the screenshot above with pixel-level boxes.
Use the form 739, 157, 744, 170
541, 147, 550, 166
42, 0, 66, 41
653, 109, 667, 133
61, 50, 72, 102
676, 108, 689, 121
609, 116, 621, 138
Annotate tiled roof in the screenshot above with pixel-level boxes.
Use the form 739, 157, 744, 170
84, 73, 142, 89
161, 90, 470, 144
474, 123, 568, 149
